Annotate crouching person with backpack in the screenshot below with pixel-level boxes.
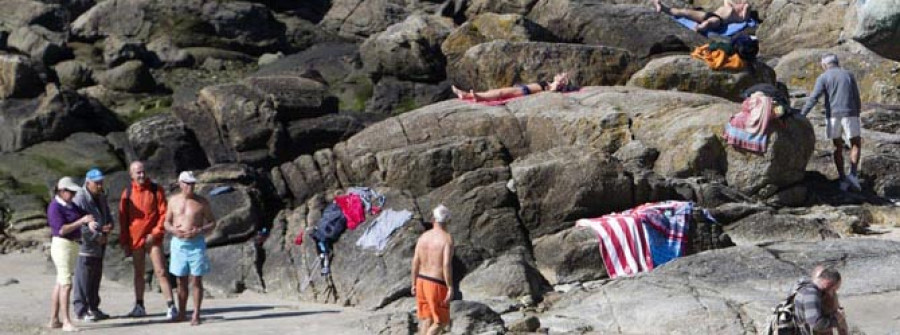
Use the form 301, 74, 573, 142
794, 266, 848, 335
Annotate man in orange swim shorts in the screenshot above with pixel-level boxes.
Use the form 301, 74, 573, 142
411, 205, 455, 334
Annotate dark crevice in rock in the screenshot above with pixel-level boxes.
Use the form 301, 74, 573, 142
724, 300, 757, 335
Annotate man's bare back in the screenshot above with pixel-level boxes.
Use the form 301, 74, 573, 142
415, 230, 453, 281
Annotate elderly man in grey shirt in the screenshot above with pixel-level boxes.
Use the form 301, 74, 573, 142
800, 53, 863, 192
72, 169, 114, 322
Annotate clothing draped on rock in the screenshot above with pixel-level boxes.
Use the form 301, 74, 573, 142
576, 201, 715, 278
723, 92, 779, 153
335, 187, 386, 230
691, 44, 745, 71
356, 209, 413, 251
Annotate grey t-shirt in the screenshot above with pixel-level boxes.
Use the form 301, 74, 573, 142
800, 67, 862, 118
72, 186, 114, 257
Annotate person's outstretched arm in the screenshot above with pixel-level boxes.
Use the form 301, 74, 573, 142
801, 76, 826, 116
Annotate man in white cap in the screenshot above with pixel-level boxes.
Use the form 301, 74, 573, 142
800, 53, 863, 192
164, 171, 216, 325
411, 205, 455, 335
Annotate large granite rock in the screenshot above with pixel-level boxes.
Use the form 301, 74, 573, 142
0, 54, 42, 99
510, 146, 634, 238
528, 1, 707, 58
125, 114, 209, 180
102, 35, 151, 67
542, 239, 900, 334
365, 76, 451, 115
71, 0, 286, 54
254, 42, 373, 113
7, 25, 70, 64
360, 14, 454, 82
449, 41, 637, 92
196, 164, 270, 246
95, 60, 157, 93
0, 87, 123, 152
449, 301, 506, 334
724, 114, 816, 199
441, 13, 553, 65
464, 0, 540, 17
319, 0, 445, 39
53, 60, 94, 90
775, 48, 900, 105
851, 0, 900, 61
0, 0, 67, 32
458, 250, 548, 303
754, 0, 852, 57
0, 132, 122, 200
627, 55, 778, 102
532, 226, 603, 285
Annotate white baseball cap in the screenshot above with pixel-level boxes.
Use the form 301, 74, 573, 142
178, 171, 197, 184
57, 177, 80, 192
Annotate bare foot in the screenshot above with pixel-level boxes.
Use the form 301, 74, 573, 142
190, 317, 201, 326
470, 90, 481, 102
653, 0, 662, 12
61, 323, 79, 332
451, 85, 466, 99
47, 320, 62, 329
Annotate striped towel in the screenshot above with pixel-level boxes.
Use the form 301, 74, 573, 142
576, 214, 654, 279
723, 123, 767, 153
634, 201, 692, 266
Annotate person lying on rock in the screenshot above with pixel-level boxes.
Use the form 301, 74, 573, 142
654, 0, 751, 33
452, 72, 572, 102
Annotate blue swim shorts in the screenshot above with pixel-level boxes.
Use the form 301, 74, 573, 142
169, 236, 210, 277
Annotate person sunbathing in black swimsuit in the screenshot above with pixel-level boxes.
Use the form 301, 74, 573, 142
654, 0, 751, 33
452, 73, 571, 102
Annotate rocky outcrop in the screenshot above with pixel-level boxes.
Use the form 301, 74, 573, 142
145, 36, 194, 68
125, 114, 209, 180
542, 239, 900, 334
458, 250, 548, 303
533, 227, 603, 285
7, 25, 71, 64
71, 0, 286, 54
441, 13, 553, 65
53, 60, 93, 90
0, 87, 123, 152
627, 55, 778, 102
528, 1, 707, 58
754, 0, 851, 57
319, 0, 445, 40
851, 0, 900, 61
464, 0, 540, 17
360, 14, 454, 82
774, 48, 900, 105
0, 54, 42, 99
0, 0, 67, 32
510, 146, 633, 238
365, 76, 451, 115
95, 60, 157, 93
449, 41, 637, 92
175, 74, 353, 168
724, 114, 816, 199
449, 301, 506, 334
102, 35, 150, 67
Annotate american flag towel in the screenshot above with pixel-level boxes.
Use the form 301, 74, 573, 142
576, 201, 715, 278
576, 214, 654, 279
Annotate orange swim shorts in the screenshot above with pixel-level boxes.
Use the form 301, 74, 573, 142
415, 274, 450, 324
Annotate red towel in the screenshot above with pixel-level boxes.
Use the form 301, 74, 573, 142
335, 193, 365, 230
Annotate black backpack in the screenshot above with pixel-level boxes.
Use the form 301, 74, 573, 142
766, 286, 802, 335
313, 202, 347, 243
732, 35, 759, 62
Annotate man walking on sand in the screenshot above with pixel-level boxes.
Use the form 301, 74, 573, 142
800, 54, 863, 192
164, 171, 216, 325
119, 161, 177, 320
411, 205, 454, 335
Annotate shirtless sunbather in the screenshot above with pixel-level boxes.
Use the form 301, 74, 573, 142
452, 72, 570, 102
654, 0, 751, 33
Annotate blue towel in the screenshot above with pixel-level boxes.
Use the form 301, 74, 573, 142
208, 185, 234, 196
673, 16, 757, 37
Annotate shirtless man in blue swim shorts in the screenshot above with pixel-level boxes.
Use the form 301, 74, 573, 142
164, 171, 216, 325
654, 0, 751, 33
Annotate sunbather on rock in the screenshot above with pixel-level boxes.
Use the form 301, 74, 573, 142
452, 72, 571, 102
654, 0, 751, 33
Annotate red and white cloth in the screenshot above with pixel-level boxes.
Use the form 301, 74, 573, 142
575, 214, 654, 279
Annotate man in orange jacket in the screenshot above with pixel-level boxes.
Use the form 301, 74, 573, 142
118, 161, 176, 320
